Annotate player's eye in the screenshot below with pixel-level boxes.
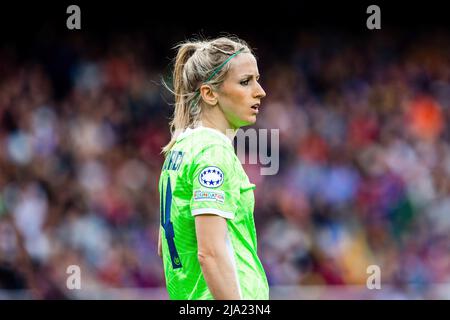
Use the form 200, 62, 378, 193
240, 79, 250, 86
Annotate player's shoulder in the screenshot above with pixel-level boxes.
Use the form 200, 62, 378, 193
176, 127, 237, 171
177, 126, 234, 153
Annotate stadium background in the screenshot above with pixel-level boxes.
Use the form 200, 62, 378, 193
1, 1, 450, 299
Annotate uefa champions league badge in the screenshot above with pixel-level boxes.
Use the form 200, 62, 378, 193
199, 166, 224, 188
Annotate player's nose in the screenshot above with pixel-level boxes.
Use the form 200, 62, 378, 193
254, 82, 266, 99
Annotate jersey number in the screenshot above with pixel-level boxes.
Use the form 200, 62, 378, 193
160, 177, 182, 269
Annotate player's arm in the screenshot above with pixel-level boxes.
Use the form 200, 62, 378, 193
195, 214, 241, 300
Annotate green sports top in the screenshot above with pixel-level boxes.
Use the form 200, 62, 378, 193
158, 126, 269, 300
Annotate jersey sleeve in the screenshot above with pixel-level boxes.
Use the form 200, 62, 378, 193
189, 143, 240, 219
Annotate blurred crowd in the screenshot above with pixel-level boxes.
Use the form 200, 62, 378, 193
1, 29, 450, 299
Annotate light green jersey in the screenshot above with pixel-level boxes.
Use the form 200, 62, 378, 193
158, 126, 269, 300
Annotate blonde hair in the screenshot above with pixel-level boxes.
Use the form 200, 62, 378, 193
162, 36, 252, 155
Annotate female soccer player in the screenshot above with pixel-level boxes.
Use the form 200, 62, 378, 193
158, 36, 268, 300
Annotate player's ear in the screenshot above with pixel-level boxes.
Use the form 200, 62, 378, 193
199, 84, 218, 107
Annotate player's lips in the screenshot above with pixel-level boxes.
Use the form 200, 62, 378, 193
251, 103, 260, 113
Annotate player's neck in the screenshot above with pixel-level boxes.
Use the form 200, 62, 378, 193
199, 116, 237, 141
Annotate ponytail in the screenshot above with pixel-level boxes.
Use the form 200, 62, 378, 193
162, 42, 201, 155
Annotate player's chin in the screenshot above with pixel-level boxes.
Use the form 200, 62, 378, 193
245, 115, 257, 125
235, 115, 257, 128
